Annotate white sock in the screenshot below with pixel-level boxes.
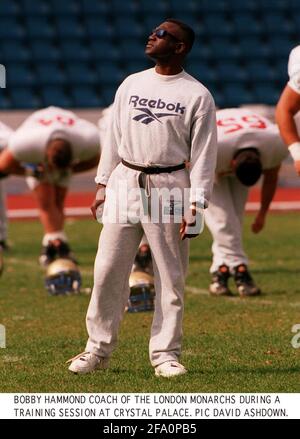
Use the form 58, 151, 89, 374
42, 231, 68, 246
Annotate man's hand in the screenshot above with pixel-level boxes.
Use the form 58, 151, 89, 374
288, 143, 300, 175
90, 184, 106, 220
251, 211, 266, 234
180, 203, 203, 240
294, 160, 300, 175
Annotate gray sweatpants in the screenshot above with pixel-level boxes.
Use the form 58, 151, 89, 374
85, 164, 190, 366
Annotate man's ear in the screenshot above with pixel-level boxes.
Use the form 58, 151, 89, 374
175, 42, 186, 55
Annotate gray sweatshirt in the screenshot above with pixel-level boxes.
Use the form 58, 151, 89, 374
96, 67, 217, 206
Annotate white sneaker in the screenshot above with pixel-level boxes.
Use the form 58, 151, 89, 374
155, 361, 187, 378
67, 351, 109, 374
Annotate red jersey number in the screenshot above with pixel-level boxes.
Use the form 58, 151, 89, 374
217, 115, 267, 134
38, 116, 75, 126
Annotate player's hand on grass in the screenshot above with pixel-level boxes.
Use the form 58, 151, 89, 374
91, 184, 106, 220
251, 211, 266, 233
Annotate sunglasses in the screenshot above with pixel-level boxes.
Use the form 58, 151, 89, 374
151, 28, 181, 42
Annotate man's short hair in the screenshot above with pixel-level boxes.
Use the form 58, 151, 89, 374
165, 18, 195, 52
48, 139, 73, 169
233, 147, 262, 186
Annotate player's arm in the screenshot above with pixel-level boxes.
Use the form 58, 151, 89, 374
71, 154, 100, 173
251, 166, 280, 234
181, 103, 218, 240
276, 85, 300, 174
0, 148, 26, 177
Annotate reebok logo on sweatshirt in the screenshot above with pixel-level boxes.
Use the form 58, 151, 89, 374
129, 95, 185, 125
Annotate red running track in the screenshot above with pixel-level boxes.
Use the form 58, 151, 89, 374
6, 188, 300, 220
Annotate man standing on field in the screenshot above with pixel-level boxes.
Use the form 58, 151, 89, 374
68, 19, 217, 377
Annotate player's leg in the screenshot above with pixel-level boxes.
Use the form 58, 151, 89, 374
143, 220, 189, 376
0, 180, 8, 247
230, 178, 261, 296
83, 224, 144, 358
0, 181, 7, 274
68, 223, 143, 373
205, 176, 248, 295
32, 182, 68, 265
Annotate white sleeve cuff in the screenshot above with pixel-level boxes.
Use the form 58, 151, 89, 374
288, 142, 300, 161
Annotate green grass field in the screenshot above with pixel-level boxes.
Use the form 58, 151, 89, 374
0, 213, 300, 393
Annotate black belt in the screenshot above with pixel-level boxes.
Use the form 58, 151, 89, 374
121, 159, 186, 175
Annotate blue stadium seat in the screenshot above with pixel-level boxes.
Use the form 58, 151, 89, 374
123, 60, 152, 76
96, 63, 125, 85
22, 0, 50, 15
84, 17, 114, 39
71, 87, 102, 108
209, 38, 240, 60
55, 17, 84, 39
202, 14, 233, 36
0, 0, 20, 16
266, 37, 294, 58
1, 41, 30, 62
264, 14, 295, 35
65, 63, 96, 85
139, 0, 169, 14
211, 89, 226, 108
238, 37, 270, 59
35, 63, 66, 86
290, 0, 300, 10
81, 0, 111, 15
60, 40, 91, 62
188, 42, 212, 62
274, 59, 289, 83
0, 93, 11, 110
259, 0, 288, 10
232, 13, 262, 35
215, 62, 248, 82
31, 41, 60, 61
41, 86, 72, 108
292, 15, 300, 33
8, 63, 35, 86
111, 0, 137, 15
223, 83, 255, 107
89, 40, 120, 61
10, 87, 40, 109
101, 86, 118, 106
114, 17, 144, 39
253, 83, 280, 105
25, 17, 55, 39
47, 0, 80, 15
185, 62, 217, 84
228, 0, 257, 11
119, 40, 146, 61
199, 0, 229, 12
0, 18, 24, 39
143, 14, 171, 32
245, 60, 275, 82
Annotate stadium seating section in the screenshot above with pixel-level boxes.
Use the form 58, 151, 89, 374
0, 0, 297, 109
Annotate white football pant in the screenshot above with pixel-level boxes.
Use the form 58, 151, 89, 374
205, 175, 249, 273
